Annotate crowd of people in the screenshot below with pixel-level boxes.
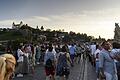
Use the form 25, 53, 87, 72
1, 40, 120, 80
13, 42, 87, 80
1, 41, 88, 80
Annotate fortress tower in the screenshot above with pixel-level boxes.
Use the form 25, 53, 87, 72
12, 21, 23, 29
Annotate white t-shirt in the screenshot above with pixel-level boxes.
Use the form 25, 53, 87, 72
94, 49, 101, 61
46, 48, 57, 59
17, 49, 24, 62
90, 44, 96, 55
111, 49, 120, 62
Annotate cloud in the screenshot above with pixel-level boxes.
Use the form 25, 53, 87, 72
0, 19, 20, 28
32, 16, 51, 21
0, 8, 119, 39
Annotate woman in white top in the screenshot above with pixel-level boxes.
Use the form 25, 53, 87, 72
16, 45, 24, 77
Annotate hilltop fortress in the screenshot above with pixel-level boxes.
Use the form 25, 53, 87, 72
12, 21, 24, 29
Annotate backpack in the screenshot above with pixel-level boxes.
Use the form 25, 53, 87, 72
45, 58, 53, 69
56, 52, 70, 76
76, 47, 82, 55
14, 51, 18, 61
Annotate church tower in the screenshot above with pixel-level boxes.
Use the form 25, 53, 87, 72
12, 22, 16, 29
19, 21, 23, 28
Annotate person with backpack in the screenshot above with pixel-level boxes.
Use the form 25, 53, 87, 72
56, 45, 72, 80
75, 44, 82, 64
44, 45, 56, 80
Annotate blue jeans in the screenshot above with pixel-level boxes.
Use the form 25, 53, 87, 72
96, 61, 99, 77
70, 54, 75, 65
104, 72, 118, 80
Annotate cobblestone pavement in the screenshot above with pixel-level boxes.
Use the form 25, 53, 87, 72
13, 64, 46, 80
84, 58, 97, 80
13, 58, 97, 80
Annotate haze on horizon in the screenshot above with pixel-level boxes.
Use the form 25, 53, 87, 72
0, 0, 120, 39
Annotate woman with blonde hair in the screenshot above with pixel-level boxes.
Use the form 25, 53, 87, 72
0, 54, 16, 80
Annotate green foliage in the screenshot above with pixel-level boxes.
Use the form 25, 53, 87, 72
0, 45, 5, 51
11, 39, 27, 50
0, 30, 23, 41
0, 26, 94, 47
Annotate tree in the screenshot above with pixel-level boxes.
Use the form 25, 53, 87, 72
41, 26, 44, 31
46, 29, 51, 32
99, 35, 101, 39
36, 26, 39, 29
3, 28, 7, 32
62, 29, 64, 32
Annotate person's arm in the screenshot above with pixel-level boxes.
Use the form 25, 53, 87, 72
114, 49, 120, 61
53, 53, 57, 67
114, 53, 120, 61
67, 53, 72, 64
44, 52, 47, 65
34, 47, 36, 54
99, 67, 106, 79
99, 52, 106, 78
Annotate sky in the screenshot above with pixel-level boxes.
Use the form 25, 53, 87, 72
0, 0, 120, 39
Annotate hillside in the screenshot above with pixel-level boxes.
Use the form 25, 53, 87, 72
0, 30, 23, 41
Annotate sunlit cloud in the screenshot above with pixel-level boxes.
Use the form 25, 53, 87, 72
0, 8, 120, 39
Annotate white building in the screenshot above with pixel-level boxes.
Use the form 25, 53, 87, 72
12, 21, 23, 29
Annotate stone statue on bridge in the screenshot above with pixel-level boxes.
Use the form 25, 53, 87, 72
114, 23, 120, 43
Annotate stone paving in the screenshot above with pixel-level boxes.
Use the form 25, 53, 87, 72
84, 58, 97, 80
13, 57, 97, 80
13, 64, 46, 80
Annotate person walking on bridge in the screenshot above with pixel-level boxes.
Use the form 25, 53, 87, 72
99, 41, 118, 80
